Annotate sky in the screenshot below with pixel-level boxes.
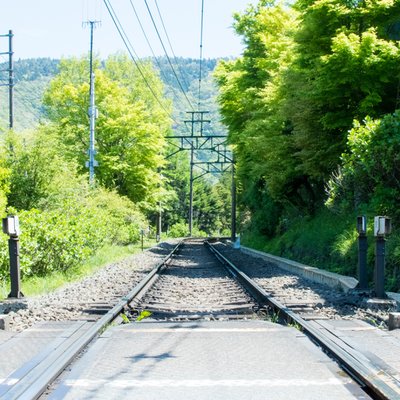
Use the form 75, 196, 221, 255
0, 0, 258, 61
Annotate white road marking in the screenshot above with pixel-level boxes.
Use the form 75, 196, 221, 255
63, 378, 351, 388
122, 327, 285, 333
0, 378, 19, 385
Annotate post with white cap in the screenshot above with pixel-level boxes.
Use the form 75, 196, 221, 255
356, 216, 368, 290
373, 216, 391, 299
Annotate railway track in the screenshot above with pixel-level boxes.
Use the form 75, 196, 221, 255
128, 239, 258, 321
1, 238, 399, 399
211, 241, 393, 324
206, 240, 400, 400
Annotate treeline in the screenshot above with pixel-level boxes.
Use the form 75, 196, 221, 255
0, 57, 224, 133
0, 58, 59, 131
13, 58, 59, 82
154, 57, 218, 91
0, 55, 230, 280
215, 0, 400, 289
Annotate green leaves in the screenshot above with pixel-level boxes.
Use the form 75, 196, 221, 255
136, 310, 152, 322
43, 55, 171, 210
330, 112, 400, 218
215, 0, 400, 230
0, 186, 146, 279
0, 121, 147, 279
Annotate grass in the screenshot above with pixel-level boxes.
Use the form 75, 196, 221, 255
0, 238, 157, 300
241, 206, 400, 291
242, 208, 358, 275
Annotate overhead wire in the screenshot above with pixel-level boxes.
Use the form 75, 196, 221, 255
127, 0, 191, 134
153, 0, 191, 92
102, 0, 178, 124
128, 0, 182, 105
143, 0, 195, 111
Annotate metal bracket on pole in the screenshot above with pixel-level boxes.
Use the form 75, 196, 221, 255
0, 30, 14, 129
166, 110, 235, 237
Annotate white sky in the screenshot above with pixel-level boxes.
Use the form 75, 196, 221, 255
0, 0, 258, 61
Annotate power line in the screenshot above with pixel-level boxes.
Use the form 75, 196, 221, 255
143, 0, 194, 110
153, 0, 191, 92
103, 0, 175, 122
128, 0, 182, 105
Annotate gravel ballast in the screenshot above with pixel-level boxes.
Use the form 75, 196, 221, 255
213, 242, 397, 328
0, 241, 178, 332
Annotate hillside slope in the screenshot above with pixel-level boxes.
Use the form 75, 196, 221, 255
0, 57, 225, 133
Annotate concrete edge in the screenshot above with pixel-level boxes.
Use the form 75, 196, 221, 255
387, 292, 400, 306
238, 245, 359, 293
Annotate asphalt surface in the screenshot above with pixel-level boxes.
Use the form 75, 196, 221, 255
47, 320, 370, 400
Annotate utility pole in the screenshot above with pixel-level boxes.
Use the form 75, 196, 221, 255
0, 30, 14, 129
156, 168, 162, 242
184, 111, 210, 236
8, 30, 13, 130
166, 116, 232, 237
156, 201, 162, 242
83, 21, 100, 185
189, 117, 195, 237
231, 157, 237, 241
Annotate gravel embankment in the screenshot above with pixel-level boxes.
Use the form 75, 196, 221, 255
214, 242, 396, 327
0, 241, 178, 331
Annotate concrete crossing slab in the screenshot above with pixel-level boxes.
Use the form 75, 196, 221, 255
0, 321, 87, 381
48, 320, 370, 400
309, 319, 400, 377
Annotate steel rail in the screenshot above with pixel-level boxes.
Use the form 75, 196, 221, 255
205, 241, 400, 400
1, 240, 183, 400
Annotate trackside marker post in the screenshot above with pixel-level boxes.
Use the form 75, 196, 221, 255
373, 216, 391, 299
356, 216, 368, 290
2, 215, 23, 298
140, 229, 145, 252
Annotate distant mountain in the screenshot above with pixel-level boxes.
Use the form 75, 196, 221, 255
0, 57, 226, 135
0, 58, 58, 131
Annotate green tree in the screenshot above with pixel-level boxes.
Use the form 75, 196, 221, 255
162, 149, 190, 230
0, 144, 10, 215
215, 2, 302, 225
215, 0, 400, 237
43, 55, 171, 209
5, 127, 79, 210
328, 112, 400, 219
285, 0, 400, 182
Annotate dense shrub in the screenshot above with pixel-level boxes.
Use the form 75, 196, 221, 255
167, 221, 206, 238
327, 112, 400, 219
168, 222, 188, 238
0, 187, 146, 279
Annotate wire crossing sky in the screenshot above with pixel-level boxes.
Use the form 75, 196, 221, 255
0, 0, 257, 60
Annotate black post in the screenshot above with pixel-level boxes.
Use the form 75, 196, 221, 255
374, 236, 386, 299
8, 236, 22, 298
358, 233, 368, 290
156, 204, 161, 243
231, 160, 236, 241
